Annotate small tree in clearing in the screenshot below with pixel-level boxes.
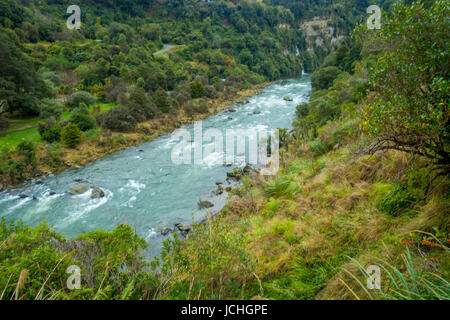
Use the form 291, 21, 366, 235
61, 123, 82, 148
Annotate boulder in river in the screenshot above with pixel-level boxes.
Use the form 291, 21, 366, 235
155, 221, 174, 236
198, 200, 214, 209
228, 107, 236, 112
214, 184, 224, 195
283, 96, 293, 101
19, 194, 29, 199
68, 184, 89, 195
90, 186, 105, 199
174, 223, 191, 233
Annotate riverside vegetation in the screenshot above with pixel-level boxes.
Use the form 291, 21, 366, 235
0, 1, 449, 300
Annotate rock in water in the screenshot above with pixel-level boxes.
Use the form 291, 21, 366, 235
155, 221, 174, 236
90, 186, 105, 199
174, 223, 191, 233
283, 96, 293, 101
68, 184, 89, 195
198, 200, 214, 209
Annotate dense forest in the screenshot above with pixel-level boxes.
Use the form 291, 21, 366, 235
0, 0, 448, 300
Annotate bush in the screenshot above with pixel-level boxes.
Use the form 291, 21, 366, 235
61, 123, 82, 147
38, 122, 61, 143
69, 104, 96, 131
100, 107, 137, 132
153, 88, 171, 113
17, 141, 36, 166
190, 81, 205, 99
67, 91, 96, 109
310, 138, 333, 156
39, 98, 63, 120
204, 85, 218, 99
311, 66, 342, 90
127, 87, 160, 121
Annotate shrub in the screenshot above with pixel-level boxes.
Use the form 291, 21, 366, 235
67, 91, 96, 109
190, 81, 205, 98
39, 98, 63, 120
204, 85, 218, 99
17, 141, 36, 167
100, 107, 137, 132
127, 87, 160, 121
69, 104, 96, 131
61, 123, 82, 147
310, 138, 333, 157
153, 88, 171, 113
311, 66, 341, 90
45, 144, 64, 168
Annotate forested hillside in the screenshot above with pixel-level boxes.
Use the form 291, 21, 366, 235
0, 0, 448, 301
0, 0, 364, 188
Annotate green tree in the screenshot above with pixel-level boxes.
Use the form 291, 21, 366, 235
359, 0, 449, 169
61, 123, 82, 147
190, 81, 205, 99
67, 91, 96, 109
153, 88, 171, 113
39, 99, 63, 120
69, 104, 96, 131
311, 66, 342, 90
0, 29, 49, 115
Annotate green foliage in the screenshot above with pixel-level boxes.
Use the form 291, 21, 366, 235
190, 81, 205, 99
310, 138, 333, 157
0, 220, 156, 300
38, 98, 63, 120
359, 0, 449, 167
264, 174, 301, 199
347, 245, 450, 300
156, 216, 255, 300
153, 88, 171, 113
0, 29, 50, 115
376, 184, 419, 217
100, 107, 137, 132
17, 141, 36, 167
67, 91, 96, 109
60, 123, 82, 148
69, 104, 96, 131
311, 66, 342, 90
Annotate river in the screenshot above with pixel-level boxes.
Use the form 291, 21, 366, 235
0, 76, 311, 257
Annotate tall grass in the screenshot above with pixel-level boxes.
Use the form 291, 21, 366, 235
343, 244, 450, 300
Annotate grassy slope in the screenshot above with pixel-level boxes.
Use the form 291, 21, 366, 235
210, 122, 449, 299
